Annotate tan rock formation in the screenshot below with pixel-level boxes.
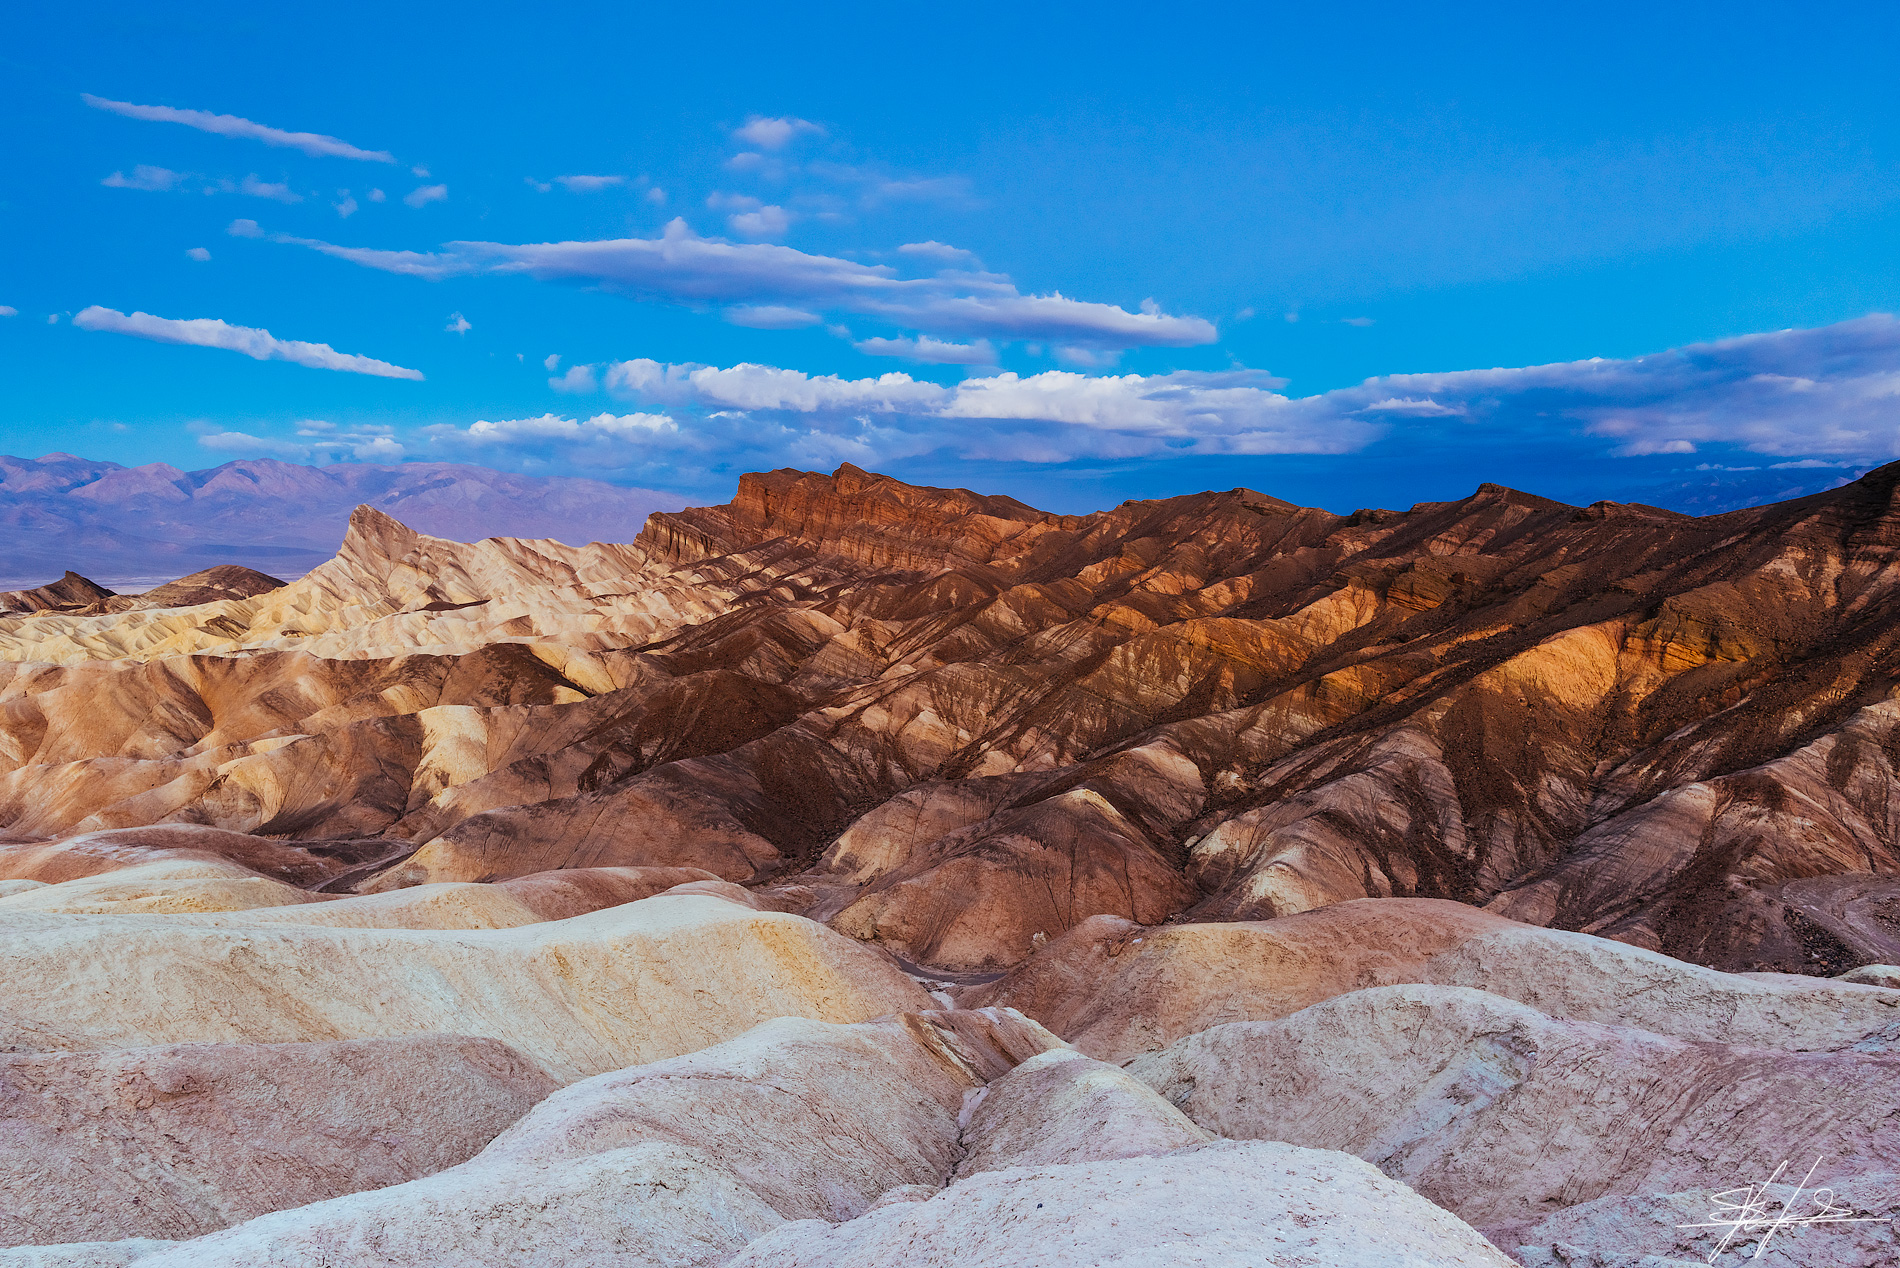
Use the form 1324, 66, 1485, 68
1127, 984, 1900, 1230
0, 1036, 554, 1246
965, 898, 1900, 1059
7, 462, 1900, 972
0, 891, 932, 1081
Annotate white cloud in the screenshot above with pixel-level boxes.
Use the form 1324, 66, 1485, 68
411, 166, 430, 178
726, 305, 822, 329
198, 420, 406, 462
404, 184, 448, 208
445, 312, 471, 335
646, 186, 667, 204
272, 217, 1218, 348
423, 411, 678, 450
186, 247, 212, 262
47, 314, 59, 325
335, 192, 359, 217
854, 335, 997, 365
0, 306, 16, 318
733, 115, 823, 150
102, 165, 184, 191
897, 241, 981, 266
604, 359, 951, 414
226, 218, 264, 238
1341, 316, 1376, 327
74, 306, 424, 380
83, 94, 394, 162
549, 364, 598, 393
556, 174, 624, 192
728, 205, 791, 238
367, 188, 386, 202
322, 316, 1900, 483
103, 166, 302, 202
239, 174, 300, 203
543, 354, 562, 371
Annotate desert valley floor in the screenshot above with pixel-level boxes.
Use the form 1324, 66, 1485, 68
1, 463, 1897, 1266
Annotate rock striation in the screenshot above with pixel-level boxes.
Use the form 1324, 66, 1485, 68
3, 462, 1900, 974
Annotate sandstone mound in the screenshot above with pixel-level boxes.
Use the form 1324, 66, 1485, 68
727, 1140, 1516, 1267
0, 857, 322, 916
965, 898, 1900, 1058
0, 892, 932, 1080
951, 1047, 1210, 1179
0, 1036, 554, 1247
1127, 984, 1900, 1230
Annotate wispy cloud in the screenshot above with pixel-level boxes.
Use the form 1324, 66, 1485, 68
445, 312, 471, 335
198, 420, 406, 462
82, 94, 394, 163
898, 240, 981, 267
733, 115, 824, 150
266, 217, 1218, 348
403, 183, 448, 208
555, 174, 624, 192
186, 247, 211, 262
726, 305, 822, 329
103, 166, 302, 202
73, 306, 424, 380
102, 164, 185, 191
854, 335, 998, 365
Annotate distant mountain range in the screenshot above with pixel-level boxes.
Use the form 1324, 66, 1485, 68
0, 454, 683, 589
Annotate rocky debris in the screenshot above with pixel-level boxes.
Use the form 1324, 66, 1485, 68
726, 1140, 1518, 1267
0, 890, 932, 1081
1126, 984, 1900, 1230
0, 1036, 554, 1246
966, 898, 1900, 1059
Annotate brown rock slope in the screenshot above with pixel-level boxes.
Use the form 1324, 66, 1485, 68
6, 462, 1900, 972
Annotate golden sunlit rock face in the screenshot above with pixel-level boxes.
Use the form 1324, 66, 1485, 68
3, 463, 1900, 1266
4, 462, 1900, 975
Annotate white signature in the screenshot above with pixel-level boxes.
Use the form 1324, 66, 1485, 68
1676, 1157, 1891, 1262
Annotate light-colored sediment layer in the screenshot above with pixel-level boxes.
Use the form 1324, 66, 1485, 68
0, 891, 932, 1081
966, 899, 1900, 1058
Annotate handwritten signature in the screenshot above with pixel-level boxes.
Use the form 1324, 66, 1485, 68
1676, 1157, 1891, 1262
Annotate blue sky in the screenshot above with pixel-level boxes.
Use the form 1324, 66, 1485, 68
4, 0, 1899, 514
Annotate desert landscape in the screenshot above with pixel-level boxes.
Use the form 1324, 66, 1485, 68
1, 463, 1896, 1266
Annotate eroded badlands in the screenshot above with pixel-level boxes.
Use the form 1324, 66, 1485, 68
3, 463, 1899, 1264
